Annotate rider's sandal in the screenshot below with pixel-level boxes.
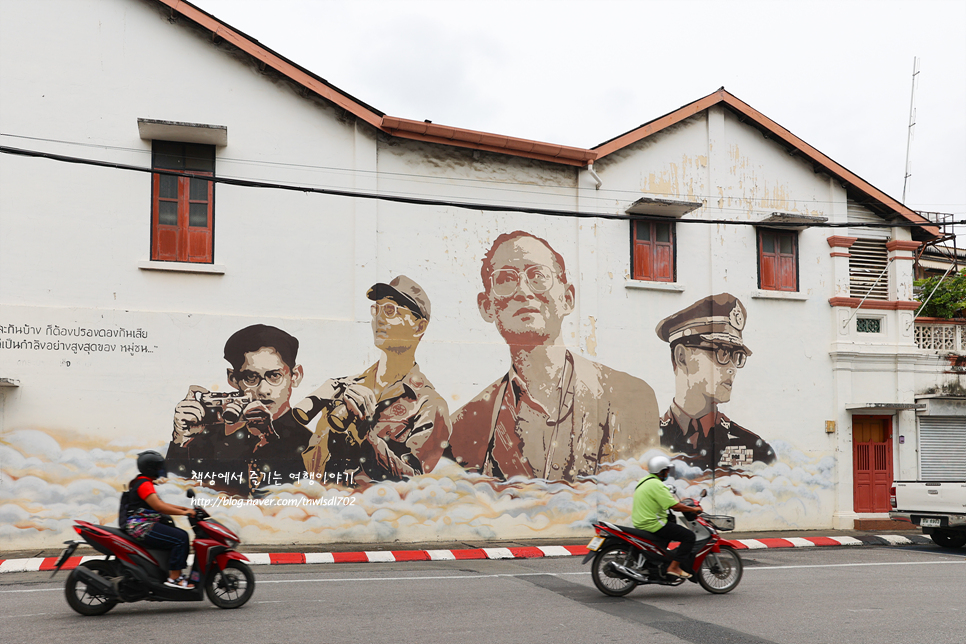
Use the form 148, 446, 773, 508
164, 575, 195, 590
667, 570, 692, 579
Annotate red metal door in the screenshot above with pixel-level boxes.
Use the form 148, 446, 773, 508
852, 416, 893, 513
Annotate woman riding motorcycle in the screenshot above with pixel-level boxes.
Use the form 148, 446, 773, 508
124, 450, 197, 589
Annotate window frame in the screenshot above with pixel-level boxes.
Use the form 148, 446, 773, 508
631, 218, 676, 283
150, 140, 215, 264
757, 228, 799, 292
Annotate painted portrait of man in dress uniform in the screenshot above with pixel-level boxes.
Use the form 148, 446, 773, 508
298, 275, 452, 484
655, 293, 776, 471
448, 231, 660, 483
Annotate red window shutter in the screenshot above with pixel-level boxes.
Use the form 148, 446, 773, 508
653, 240, 672, 281
150, 143, 214, 263
759, 230, 797, 291
634, 238, 653, 279
632, 221, 674, 282
778, 254, 796, 290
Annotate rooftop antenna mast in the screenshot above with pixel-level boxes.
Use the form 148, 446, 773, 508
902, 56, 920, 204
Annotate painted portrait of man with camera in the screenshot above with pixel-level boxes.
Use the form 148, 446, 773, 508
165, 324, 313, 496
297, 275, 452, 485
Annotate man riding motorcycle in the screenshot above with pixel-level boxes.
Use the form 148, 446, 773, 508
633, 455, 703, 578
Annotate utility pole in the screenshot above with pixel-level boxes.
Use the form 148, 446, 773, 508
902, 57, 919, 204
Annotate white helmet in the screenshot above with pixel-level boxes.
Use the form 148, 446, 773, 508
647, 455, 672, 475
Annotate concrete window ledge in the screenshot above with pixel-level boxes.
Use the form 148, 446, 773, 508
752, 289, 808, 301
625, 280, 685, 293
138, 260, 226, 275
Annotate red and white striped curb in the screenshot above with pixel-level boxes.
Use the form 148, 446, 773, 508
0, 534, 932, 574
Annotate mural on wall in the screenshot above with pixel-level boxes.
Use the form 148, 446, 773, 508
449, 231, 661, 482
165, 324, 312, 496
655, 294, 776, 471
298, 275, 452, 485
1, 229, 835, 550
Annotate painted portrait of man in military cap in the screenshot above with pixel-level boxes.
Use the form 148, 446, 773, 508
297, 275, 452, 485
655, 293, 776, 471
448, 231, 660, 483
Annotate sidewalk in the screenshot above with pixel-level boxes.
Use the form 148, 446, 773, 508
0, 528, 934, 574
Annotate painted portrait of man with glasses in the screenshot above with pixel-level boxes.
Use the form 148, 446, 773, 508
655, 293, 776, 471
297, 275, 452, 484
166, 324, 313, 496
449, 230, 660, 483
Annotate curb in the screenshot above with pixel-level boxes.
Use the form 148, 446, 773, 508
0, 534, 935, 574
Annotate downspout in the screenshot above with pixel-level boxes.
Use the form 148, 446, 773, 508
586, 162, 602, 190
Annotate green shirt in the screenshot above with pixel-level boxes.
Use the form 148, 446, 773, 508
632, 474, 676, 532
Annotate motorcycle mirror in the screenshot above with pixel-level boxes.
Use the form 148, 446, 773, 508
186, 488, 195, 499
700, 489, 708, 498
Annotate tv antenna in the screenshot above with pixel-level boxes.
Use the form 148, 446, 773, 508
902, 57, 919, 204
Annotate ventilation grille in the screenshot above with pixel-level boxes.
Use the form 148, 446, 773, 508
849, 239, 889, 300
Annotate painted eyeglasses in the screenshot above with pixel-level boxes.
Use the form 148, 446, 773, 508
370, 302, 412, 318
490, 265, 555, 297
237, 370, 287, 387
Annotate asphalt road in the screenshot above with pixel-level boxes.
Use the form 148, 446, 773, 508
1, 544, 963, 644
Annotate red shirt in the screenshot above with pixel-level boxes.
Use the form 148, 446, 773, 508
134, 477, 156, 500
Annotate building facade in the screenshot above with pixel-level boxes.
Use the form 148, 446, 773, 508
1, 0, 963, 550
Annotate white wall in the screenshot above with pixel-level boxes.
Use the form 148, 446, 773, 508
2, 0, 957, 549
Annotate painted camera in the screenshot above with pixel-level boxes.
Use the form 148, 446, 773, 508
197, 391, 252, 424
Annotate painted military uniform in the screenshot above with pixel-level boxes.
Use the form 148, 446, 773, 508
449, 350, 660, 483
659, 406, 775, 471
301, 363, 452, 483
655, 292, 777, 472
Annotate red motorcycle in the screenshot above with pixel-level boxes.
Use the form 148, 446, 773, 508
52, 489, 254, 615
583, 491, 743, 595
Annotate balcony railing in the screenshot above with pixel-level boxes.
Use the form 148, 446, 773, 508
915, 318, 966, 352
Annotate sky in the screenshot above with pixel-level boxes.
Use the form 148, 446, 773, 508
192, 0, 966, 240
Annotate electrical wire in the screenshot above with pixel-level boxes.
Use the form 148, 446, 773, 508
2, 144, 963, 230
4, 131, 964, 216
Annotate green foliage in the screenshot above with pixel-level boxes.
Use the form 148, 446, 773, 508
915, 268, 966, 319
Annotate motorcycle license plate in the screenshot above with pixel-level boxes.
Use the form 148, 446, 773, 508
587, 536, 605, 551
920, 517, 942, 528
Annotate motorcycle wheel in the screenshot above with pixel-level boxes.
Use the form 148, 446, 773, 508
697, 546, 743, 594
929, 530, 966, 549
64, 560, 118, 616
205, 560, 255, 608
591, 543, 638, 597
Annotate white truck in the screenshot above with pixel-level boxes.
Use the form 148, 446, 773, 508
890, 481, 966, 549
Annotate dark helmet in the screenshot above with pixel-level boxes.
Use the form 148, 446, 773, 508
136, 450, 167, 478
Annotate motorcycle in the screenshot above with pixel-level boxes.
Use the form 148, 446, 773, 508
583, 490, 743, 596
52, 489, 254, 615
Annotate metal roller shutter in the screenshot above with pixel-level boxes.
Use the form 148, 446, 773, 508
919, 416, 966, 480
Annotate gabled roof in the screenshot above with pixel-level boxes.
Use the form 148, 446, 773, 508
156, 1, 938, 238
594, 88, 937, 238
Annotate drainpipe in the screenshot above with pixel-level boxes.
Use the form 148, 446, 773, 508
586, 162, 602, 190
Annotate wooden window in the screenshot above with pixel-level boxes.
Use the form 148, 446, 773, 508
632, 220, 675, 282
151, 141, 215, 263
757, 229, 798, 291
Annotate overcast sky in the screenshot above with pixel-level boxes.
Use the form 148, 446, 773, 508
194, 0, 965, 238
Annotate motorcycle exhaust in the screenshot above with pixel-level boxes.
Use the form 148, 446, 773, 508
73, 567, 119, 598
608, 562, 649, 583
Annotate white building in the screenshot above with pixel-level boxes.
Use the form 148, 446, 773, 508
1, 0, 963, 549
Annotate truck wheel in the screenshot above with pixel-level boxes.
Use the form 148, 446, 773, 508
929, 530, 966, 549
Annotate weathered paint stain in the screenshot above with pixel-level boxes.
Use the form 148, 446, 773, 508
585, 316, 598, 356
